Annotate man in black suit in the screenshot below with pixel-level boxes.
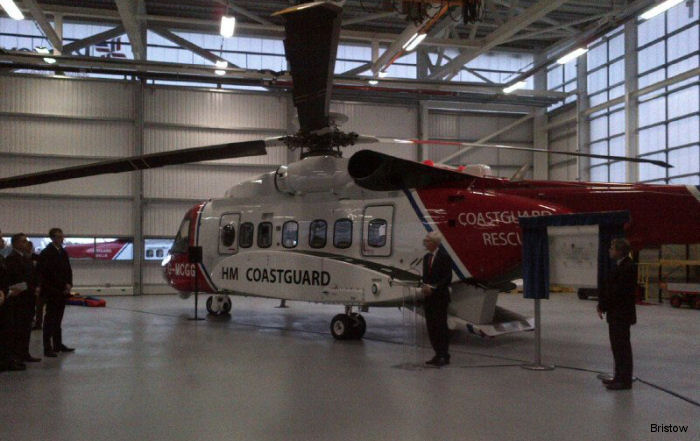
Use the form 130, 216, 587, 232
597, 238, 637, 390
421, 231, 453, 367
5, 233, 41, 364
38, 228, 75, 357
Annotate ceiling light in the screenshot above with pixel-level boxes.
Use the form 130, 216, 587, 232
503, 81, 527, 94
0, 0, 24, 20
556, 47, 588, 64
214, 69, 226, 76
640, 0, 684, 20
402, 33, 427, 52
368, 79, 378, 86
35, 47, 56, 64
220, 16, 236, 38
215, 60, 228, 69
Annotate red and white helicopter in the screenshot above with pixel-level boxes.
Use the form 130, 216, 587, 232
1, 2, 699, 339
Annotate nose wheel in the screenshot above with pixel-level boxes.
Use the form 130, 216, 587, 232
330, 311, 366, 340
206, 295, 232, 316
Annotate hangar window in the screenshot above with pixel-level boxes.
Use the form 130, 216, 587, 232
282, 221, 298, 248
367, 219, 387, 248
309, 220, 327, 248
239, 222, 254, 248
333, 219, 353, 249
257, 222, 273, 248
221, 223, 236, 247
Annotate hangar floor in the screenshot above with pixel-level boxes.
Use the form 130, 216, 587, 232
0, 292, 697, 441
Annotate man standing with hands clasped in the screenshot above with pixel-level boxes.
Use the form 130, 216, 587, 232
38, 228, 75, 358
421, 231, 453, 367
597, 238, 638, 390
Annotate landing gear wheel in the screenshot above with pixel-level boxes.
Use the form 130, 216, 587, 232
206, 295, 231, 316
670, 295, 682, 308
349, 314, 366, 340
330, 314, 352, 340
221, 296, 232, 315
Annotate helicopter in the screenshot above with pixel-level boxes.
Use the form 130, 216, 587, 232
1, 1, 699, 340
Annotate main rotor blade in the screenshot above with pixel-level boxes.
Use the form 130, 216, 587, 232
0, 139, 270, 190
276, 1, 342, 134
380, 138, 673, 168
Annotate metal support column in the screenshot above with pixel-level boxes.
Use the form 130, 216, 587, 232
576, 55, 590, 182
624, 21, 639, 183
417, 101, 429, 163
532, 54, 549, 180
132, 78, 145, 295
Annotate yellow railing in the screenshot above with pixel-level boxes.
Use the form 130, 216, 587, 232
637, 260, 700, 302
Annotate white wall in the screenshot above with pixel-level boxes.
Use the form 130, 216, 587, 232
547, 105, 579, 181
427, 110, 534, 178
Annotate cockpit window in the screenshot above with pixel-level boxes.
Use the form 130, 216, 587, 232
171, 218, 190, 254
221, 223, 236, 247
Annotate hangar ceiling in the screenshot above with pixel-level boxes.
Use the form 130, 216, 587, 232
0, 0, 656, 106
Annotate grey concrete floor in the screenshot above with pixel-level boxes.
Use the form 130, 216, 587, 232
0, 292, 698, 441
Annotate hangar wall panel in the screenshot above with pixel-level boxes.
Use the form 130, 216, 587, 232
548, 106, 578, 181
72, 263, 133, 287
144, 87, 287, 130
0, 76, 134, 118
0, 117, 134, 157
0, 197, 132, 236
330, 101, 418, 160
427, 111, 534, 177
144, 202, 203, 236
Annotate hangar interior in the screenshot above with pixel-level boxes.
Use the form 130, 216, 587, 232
0, 0, 698, 296
0, 1, 699, 440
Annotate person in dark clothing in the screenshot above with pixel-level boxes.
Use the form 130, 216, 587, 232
421, 231, 453, 367
31, 250, 44, 331
38, 228, 75, 357
597, 238, 638, 390
5, 233, 41, 363
0, 234, 23, 371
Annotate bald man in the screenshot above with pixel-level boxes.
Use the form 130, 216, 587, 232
421, 232, 453, 367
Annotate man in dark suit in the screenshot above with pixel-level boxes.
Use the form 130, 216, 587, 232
5, 233, 41, 364
421, 231, 453, 367
38, 228, 75, 357
597, 238, 637, 390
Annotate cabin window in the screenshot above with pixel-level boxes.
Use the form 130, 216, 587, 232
367, 219, 387, 248
239, 222, 254, 248
156, 249, 164, 258
257, 222, 273, 248
309, 220, 327, 249
220, 223, 236, 247
282, 221, 298, 248
146, 249, 154, 258
171, 218, 190, 254
333, 219, 353, 249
